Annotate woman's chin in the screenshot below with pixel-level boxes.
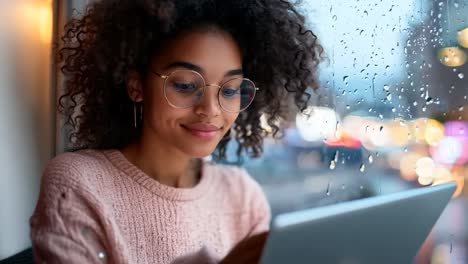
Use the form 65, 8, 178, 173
181, 145, 217, 159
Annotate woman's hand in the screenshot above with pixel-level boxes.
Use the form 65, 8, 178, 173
220, 232, 269, 264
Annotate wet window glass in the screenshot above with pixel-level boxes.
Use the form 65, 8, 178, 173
237, 1, 468, 263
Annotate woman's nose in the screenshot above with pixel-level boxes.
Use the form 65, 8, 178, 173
193, 84, 222, 117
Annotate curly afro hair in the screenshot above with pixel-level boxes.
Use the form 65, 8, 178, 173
58, 0, 323, 161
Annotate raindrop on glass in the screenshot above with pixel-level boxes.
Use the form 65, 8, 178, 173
450, 234, 454, 253
359, 164, 366, 172
458, 73, 464, 79
329, 160, 336, 170
368, 155, 374, 163
98, 252, 105, 259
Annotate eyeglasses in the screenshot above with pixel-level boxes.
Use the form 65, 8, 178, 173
151, 69, 259, 113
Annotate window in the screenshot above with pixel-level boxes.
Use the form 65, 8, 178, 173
240, 1, 468, 263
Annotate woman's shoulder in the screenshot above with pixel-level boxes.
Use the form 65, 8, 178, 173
208, 162, 264, 197
45, 149, 109, 172
41, 149, 112, 189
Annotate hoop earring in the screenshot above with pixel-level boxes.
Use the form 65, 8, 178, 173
134, 103, 143, 128
134, 103, 137, 128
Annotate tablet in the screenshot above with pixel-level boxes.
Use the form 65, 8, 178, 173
260, 182, 456, 264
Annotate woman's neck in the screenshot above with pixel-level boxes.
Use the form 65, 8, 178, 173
120, 141, 201, 188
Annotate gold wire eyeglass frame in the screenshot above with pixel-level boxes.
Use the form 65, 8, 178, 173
150, 69, 259, 113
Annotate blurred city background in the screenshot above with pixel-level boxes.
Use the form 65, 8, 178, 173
236, 1, 468, 263
0, 0, 467, 263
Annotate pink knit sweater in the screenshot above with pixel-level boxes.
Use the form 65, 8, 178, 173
30, 149, 271, 264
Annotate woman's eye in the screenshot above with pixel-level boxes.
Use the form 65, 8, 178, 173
222, 88, 240, 98
174, 82, 197, 92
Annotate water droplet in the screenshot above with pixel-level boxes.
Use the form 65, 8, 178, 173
450, 234, 454, 253
332, 15, 338, 21
329, 160, 336, 170
459, 106, 465, 111
380, 126, 384, 132
413, 101, 418, 106
326, 181, 332, 196
386, 94, 392, 101
458, 73, 464, 79
98, 252, 105, 259
343, 76, 349, 83
368, 155, 373, 163
359, 164, 366, 172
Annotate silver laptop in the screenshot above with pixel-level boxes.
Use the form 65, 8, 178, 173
260, 182, 456, 264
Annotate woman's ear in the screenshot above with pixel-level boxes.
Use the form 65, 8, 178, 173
127, 71, 144, 103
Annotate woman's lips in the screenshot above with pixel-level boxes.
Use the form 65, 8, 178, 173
181, 123, 221, 140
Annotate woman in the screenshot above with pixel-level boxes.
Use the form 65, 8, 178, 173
30, 0, 322, 263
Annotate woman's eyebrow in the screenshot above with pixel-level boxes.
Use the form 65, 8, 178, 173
164, 61, 203, 73
164, 61, 243, 77
225, 69, 243, 77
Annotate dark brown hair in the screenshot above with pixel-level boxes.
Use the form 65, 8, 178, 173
58, 0, 323, 161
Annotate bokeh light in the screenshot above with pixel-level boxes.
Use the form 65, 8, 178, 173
458, 27, 468, 48
437, 47, 467, 67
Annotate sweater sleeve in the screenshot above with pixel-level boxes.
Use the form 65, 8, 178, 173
30, 184, 115, 264
30, 156, 121, 264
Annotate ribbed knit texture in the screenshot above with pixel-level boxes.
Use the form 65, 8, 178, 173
30, 149, 271, 264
